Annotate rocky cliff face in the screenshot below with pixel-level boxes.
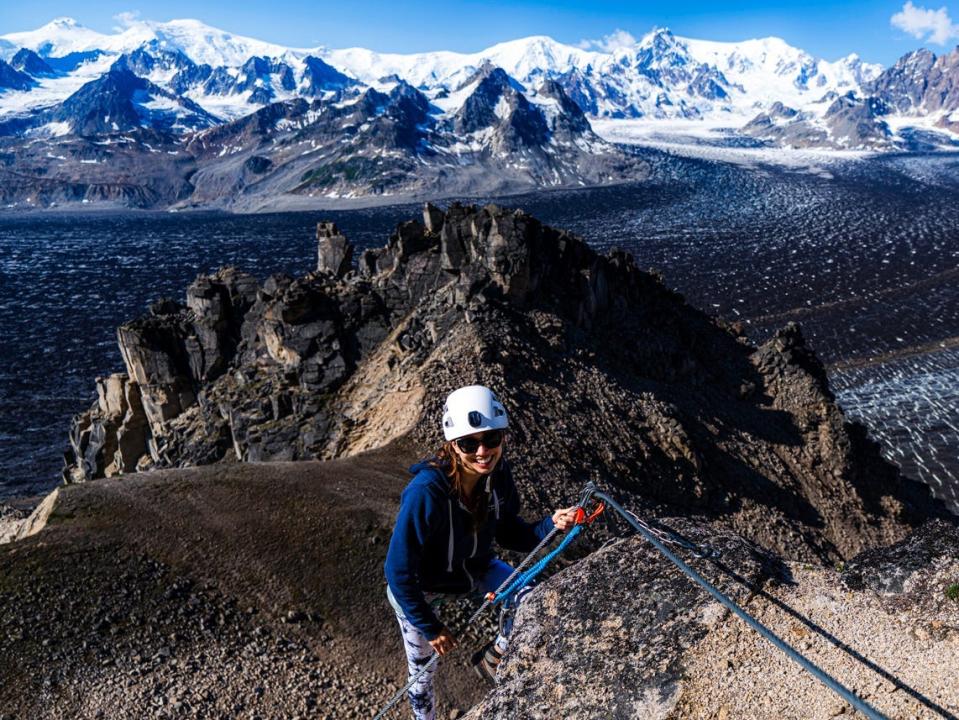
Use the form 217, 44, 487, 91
742, 93, 894, 150
864, 46, 959, 121
865, 49, 937, 114
0, 59, 36, 91
466, 517, 959, 719
62, 203, 943, 562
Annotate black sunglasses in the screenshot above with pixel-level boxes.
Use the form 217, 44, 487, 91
454, 430, 504, 454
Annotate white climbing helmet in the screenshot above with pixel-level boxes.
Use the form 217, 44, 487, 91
441, 385, 509, 441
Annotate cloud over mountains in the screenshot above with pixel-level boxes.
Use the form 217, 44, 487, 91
891, 1, 959, 45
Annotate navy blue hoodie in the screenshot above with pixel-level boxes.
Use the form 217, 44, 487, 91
384, 456, 554, 639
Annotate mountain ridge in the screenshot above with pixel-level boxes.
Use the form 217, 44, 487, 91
2, 18, 959, 210
1, 19, 884, 122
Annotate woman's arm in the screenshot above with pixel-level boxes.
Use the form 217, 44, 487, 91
384, 485, 446, 640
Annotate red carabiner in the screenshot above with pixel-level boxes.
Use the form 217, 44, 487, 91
574, 501, 605, 525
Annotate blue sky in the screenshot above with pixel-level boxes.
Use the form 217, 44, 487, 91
0, 0, 952, 66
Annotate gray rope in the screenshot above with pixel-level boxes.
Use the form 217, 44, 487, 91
619, 505, 719, 558
591, 487, 889, 720
377, 482, 889, 720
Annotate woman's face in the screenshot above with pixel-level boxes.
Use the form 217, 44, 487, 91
452, 430, 505, 476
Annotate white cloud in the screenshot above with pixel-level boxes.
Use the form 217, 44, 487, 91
890, 1, 959, 45
578, 29, 638, 53
112, 11, 143, 32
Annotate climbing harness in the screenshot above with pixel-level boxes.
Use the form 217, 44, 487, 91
375, 482, 890, 720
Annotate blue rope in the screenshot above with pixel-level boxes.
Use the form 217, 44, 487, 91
492, 524, 584, 606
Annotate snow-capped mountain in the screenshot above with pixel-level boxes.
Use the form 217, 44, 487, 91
0, 17, 300, 67
0, 19, 886, 124
738, 46, 959, 150
1, 16, 957, 210
0, 19, 638, 211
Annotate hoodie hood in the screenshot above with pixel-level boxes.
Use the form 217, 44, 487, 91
408, 458, 445, 476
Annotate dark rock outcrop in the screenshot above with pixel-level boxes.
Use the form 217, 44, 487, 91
10, 48, 54, 77
0, 59, 35, 92
454, 66, 550, 150
62, 203, 943, 562
742, 93, 893, 150
65, 373, 149, 482
185, 98, 313, 158
822, 92, 892, 146
53, 66, 220, 136
316, 221, 353, 277
537, 79, 592, 138
300, 56, 357, 96
113, 47, 195, 80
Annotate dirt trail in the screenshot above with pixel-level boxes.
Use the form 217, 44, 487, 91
0, 440, 498, 718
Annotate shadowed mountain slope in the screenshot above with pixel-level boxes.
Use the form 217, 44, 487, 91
61, 202, 945, 563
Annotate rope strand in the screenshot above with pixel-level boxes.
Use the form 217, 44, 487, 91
375, 483, 890, 720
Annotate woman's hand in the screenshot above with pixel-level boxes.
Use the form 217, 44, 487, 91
552, 506, 580, 531
429, 627, 457, 656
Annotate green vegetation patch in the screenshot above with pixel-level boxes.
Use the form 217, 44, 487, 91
946, 583, 959, 602
296, 157, 379, 190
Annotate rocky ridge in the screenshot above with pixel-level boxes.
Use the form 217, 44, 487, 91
0, 59, 640, 210
2, 203, 956, 719
467, 518, 959, 719
62, 202, 943, 563
742, 93, 895, 150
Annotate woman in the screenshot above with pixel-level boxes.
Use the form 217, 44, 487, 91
384, 384, 578, 720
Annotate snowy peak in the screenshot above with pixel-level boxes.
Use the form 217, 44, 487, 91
629, 27, 688, 69
52, 66, 220, 136
0, 17, 302, 69
0, 17, 109, 59
469, 35, 599, 82
125, 19, 302, 67
11, 48, 55, 76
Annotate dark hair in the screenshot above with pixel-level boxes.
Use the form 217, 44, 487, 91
430, 440, 490, 532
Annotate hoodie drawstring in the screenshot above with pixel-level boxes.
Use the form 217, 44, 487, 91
446, 499, 454, 572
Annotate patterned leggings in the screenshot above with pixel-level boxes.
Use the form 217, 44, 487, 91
386, 559, 529, 720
